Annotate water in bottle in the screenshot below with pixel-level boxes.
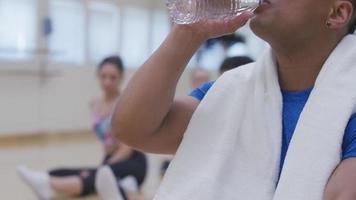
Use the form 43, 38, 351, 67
167, 0, 261, 24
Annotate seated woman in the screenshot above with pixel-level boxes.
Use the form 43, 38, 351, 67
17, 56, 147, 200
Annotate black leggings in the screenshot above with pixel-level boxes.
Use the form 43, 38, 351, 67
49, 151, 147, 197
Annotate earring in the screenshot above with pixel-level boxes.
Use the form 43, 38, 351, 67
325, 20, 332, 28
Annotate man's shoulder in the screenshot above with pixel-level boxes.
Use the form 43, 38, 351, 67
342, 113, 356, 160
345, 113, 356, 135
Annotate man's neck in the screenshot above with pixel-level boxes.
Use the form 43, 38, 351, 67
274, 35, 342, 92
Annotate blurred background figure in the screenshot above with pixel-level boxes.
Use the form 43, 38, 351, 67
219, 56, 254, 75
189, 56, 254, 108
190, 67, 211, 89
0, 0, 265, 199
17, 56, 147, 200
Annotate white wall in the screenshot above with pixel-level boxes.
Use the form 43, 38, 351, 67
0, 66, 97, 134
0, 65, 198, 135
0, 71, 41, 134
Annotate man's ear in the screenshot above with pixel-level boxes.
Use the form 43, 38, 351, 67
327, 0, 354, 29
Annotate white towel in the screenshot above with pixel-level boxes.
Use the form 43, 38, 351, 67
154, 34, 356, 200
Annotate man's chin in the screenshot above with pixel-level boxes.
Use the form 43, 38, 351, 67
249, 18, 272, 41
249, 17, 266, 32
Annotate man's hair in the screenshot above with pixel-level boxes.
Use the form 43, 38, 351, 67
349, 0, 356, 33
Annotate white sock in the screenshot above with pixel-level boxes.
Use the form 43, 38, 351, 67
95, 166, 124, 200
17, 165, 54, 200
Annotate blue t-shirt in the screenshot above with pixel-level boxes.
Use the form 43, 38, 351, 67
190, 82, 356, 175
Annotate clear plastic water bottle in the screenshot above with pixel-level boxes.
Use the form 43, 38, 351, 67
167, 0, 261, 24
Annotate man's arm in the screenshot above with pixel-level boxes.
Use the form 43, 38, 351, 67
324, 158, 356, 200
111, 25, 205, 155
111, 13, 254, 155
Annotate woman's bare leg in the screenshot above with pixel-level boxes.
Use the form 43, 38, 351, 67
50, 176, 82, 197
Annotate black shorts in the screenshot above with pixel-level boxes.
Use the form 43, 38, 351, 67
49, 151, 147, 197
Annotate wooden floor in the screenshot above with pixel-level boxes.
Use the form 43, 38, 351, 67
0, 132, 162, 200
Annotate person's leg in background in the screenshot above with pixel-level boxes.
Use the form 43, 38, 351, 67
95, 151, 147, 200
49, 168, 96, 197
18, 165, 97, 199
109, 152, 147, 189
109, 152, 148, 199
96, 166, 126, 200
49, 176, 82, 197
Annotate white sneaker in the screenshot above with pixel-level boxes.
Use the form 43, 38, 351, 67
17, 165, 53, 200
95, 166, 124, 200
120, 176, 139, 193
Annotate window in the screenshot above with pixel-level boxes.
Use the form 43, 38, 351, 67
121, 6, 150, 67
151, 10, 170, 52
0, 0, 37, 60
88, 2, 120, 64
49, 0, 85, 64
0, 0, 265, 68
